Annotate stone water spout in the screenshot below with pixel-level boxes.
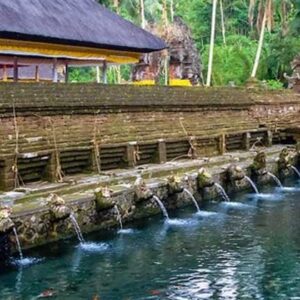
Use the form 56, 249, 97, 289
0, 206, 15, 235
226, 165, 245, 183
225, 164, 258, 194
250, 151, 268, 178
296, 142, 300, 165
197, 168, 215, 190
277, 148, 292, 178
133, 177, 153, 203
94, 187, 116, 212
47, 194, 72, 221
197, 168, 221, 201
167, 174, 184, 195
0, 206, 15, 261
48, 194, 85, 244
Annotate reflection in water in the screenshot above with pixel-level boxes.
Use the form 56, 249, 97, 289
15, 268, 23, 298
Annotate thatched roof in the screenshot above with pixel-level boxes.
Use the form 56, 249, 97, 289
0, 0, 166, 53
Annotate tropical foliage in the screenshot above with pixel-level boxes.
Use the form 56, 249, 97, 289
71, 0, 300, 87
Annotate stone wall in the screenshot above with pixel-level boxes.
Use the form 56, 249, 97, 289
0, 83, 299, 190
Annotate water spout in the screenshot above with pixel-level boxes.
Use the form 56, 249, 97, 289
114, 205, 123, 230
47, 194, 71, 221
244, 176, 259, 194
0, 206, 17, 261
183, 189, 200, 213
152, 196, 170, 220
267, 172, 283, 188
69, 214, 85, 244
214, 183, 231, 202
291, 166, 300, 179
13, 227, 23, 261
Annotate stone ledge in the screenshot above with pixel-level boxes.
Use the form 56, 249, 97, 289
4, 144, 297, 251
0, 83, 299, 116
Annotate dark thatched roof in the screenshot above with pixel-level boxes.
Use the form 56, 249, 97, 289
0, 0, 166, 53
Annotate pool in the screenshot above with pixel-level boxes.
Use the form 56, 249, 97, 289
1, 181, 300, 299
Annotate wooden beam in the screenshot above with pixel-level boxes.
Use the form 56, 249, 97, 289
13, 56, 18, 82
3, 64, 7, 82
65, 63, 69, 83
35, 65, 40, 82
102, 61, 107, 84
52, 58, 58, 83
0, 55, 105, 67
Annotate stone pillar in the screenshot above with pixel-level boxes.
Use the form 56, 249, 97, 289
219, 134, 226, 155
90, 145, 101, 173
157, 139, 167, 164
0, 158, 15, 191
126, 142, 137, 168
265, 130, 273, 147
243, 132, 251, 150
44, 152, 58, 182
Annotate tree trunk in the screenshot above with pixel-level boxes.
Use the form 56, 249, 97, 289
113, 0, 120, 14
113, 0, 121, 84
251, 3, 267, 78
206, 0, 218, 87
96, 66, 101, 83
162, 0, 168, 26
140, 0, 146, 29
170, 0, 174, 23
220, 0, 226, 45
116, 66, 121, 84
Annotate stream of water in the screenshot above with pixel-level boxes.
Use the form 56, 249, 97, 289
291, 166, 300, 179
114, 205, 123, 231
12, 227, 23, 261
152, 196, 170, 220
268, 172, 283, 188
183, 188, 201, 213
69, 214, 85, 244
244, 175, 259, 194
215, 183, 231, 202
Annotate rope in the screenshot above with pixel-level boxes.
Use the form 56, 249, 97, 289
47, 117, 64, 183
133, 145, 141, 166
92, 116, 101, 174
12, 103, 23, 188
179, 118, 198, 159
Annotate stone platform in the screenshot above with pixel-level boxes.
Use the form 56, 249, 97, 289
0, 144, 298, 251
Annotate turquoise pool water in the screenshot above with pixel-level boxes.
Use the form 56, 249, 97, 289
1, 182, 300, 299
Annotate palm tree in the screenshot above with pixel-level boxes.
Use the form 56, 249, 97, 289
140, 0, 146, 28
170, 0, 174, 22
251, 0, 268, 78
220, 0, 226, 44
250, 0, 290, 78
206, 0, 218, 87
162, 0, 168, 26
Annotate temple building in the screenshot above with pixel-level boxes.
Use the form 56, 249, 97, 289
0, 0, 166, 82
132, 17, 202, 86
